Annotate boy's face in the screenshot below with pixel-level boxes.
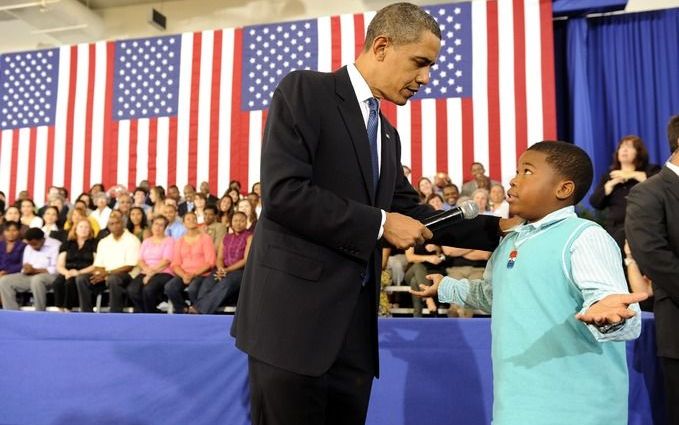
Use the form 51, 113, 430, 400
507, 150, 566, 222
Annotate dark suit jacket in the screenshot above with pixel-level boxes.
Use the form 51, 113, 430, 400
626, 166, 679, 358
177, 201, 194, 217
231, 67, 500, 377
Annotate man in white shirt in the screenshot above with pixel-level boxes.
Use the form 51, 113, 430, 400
0, 228, 60, 310
75, 212, 140, 312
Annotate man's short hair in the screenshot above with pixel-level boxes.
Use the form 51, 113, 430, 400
443, 183, 459, 191
668, 114, 679, 153
204, 205, 218, 214
527, 141, 593, 205
24, 227, 45, 241
364, 3, 441, 51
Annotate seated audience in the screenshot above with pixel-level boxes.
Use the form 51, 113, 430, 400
163, 203, 186, 239
148, 186, 166, 220
164, 212, 216, 313
236, 199, 257, 231
2, 207, 28, 240
91, 193, 112, 231
472, 188, 491, 215
114, 193, 133, 224
442, 184, 460, 210
75, 192, 94, 211
194, 211, 253, 314
0, 222, 26, 280
406, 243, 445, 317
128, 215, 175, 313
489, 183, 510, 218
226, 188, 241, 204
76, 212, 140, 313
133, 187, 152, 215
199, 181, 219, 206
218, 195, 234, 229
416, 177, 434, 202
0, 228, 60, 311
178, 184, 196, 217
65, 206, 100, 237
20, 199, 43, 228
193, 193, 207, 225
461, 162, 498, 197
49, 196, 70, 228
203, 205, 227, 250
127, 206, 151, 241
434, 172, 452, 194
441, 244, 491, 317
167, 185, 181, 204
53, 219, 97, 312
41, 206, 67, 242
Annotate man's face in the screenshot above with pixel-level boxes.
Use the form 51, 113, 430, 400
163, 206, 177, 222
183, 185, 195, 202
200, 181, 210, 194
471, 163, 485, 177
134, 191, 146, 205
442, 186, 459, 205
27, 238, 45, 251
168, 186, 180, 201
108, 215, 124, 237
117, 195, 132, 213
372, 31, 440, 106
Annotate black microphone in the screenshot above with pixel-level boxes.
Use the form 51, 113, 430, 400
423, 200, 479, 231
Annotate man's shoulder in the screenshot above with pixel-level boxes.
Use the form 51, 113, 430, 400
630, 167, 671, 198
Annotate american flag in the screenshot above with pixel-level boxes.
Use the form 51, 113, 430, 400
0, 0, 555, 204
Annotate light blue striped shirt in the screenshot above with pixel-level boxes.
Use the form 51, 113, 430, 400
439, 206, 642, 341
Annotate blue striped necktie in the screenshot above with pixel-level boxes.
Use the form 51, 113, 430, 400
367, 97, 379, 191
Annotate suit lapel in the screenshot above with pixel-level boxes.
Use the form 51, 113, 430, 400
661, 166, 679, 199
334, 67, 376, 204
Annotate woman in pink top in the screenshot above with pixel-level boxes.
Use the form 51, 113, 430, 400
164, 212, 216, 313
128, 215, 175, 313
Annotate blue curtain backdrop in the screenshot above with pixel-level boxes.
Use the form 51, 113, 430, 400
554, 7, 679, 208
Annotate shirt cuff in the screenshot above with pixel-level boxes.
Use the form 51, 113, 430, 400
377, 210, 387, 239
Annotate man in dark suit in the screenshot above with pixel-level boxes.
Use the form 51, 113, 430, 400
626, 114, 679, 425
177, 184, 195, 217
232, 4, 503, 425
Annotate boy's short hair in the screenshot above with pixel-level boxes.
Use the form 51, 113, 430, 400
527, 141, 593, 205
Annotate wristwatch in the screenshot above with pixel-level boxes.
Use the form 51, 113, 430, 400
596, 319, 626, 334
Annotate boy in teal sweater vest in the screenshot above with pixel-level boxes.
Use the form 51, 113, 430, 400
413, 141, 647, 425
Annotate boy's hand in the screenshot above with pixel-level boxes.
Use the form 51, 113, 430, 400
409, 274, 444, 298
575, 292, 648, 325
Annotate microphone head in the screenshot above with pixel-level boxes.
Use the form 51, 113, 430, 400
459, 200, 480, 219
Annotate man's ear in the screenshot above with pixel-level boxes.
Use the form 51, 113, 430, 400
371, 35, 389, 61
555, 179, 575, 201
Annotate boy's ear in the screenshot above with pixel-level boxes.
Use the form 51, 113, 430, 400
555, 179, 575, 201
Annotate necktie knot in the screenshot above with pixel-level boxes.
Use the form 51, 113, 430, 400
367, 97, 379, 114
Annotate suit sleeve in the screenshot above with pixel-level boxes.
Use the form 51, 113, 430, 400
387, 130, 501, 252
261, 73, 381, 262
626, 184, 679, 303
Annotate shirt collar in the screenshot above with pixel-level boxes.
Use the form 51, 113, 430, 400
514, 206, 576, 233
665, 159, 679, 177
347, 63, 377, 106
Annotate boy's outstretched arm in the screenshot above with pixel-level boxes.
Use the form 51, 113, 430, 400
410, 271, 493, 313
576, 292, 648, 325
